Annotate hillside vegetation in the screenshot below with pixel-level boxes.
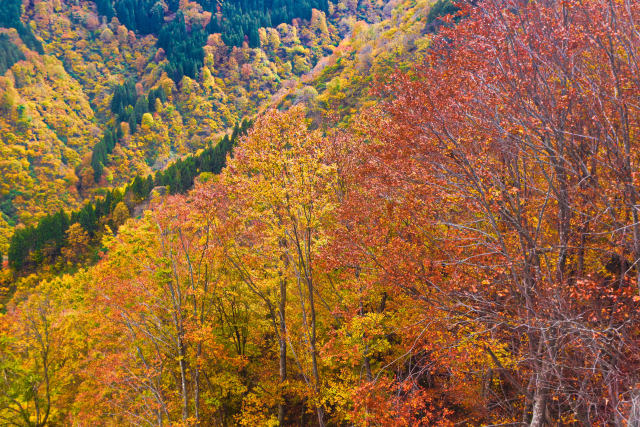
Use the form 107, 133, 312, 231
0, 0, 363, 253
2, 0, 640, 426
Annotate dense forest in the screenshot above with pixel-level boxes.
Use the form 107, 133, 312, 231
96, 0, 329, 45
0, 0, 341, 252
157, 11, 208, 82
92, 0, 330, 81
94, 0, 181, 34
8, 119, 250, 272
0, 0, 43, 53
206, 0, 330, 47
2, 0, 640, 425
0, 34, 24, 76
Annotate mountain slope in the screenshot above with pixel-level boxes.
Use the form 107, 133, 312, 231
0, 0, 357, 253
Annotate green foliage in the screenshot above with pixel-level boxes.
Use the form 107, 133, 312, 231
204, 0, 328, 47
0, 191, 19, 226
110, 80, 162, 131
154, 119, 251, 194
96, 0, 180, 34
7, 227, 29, 270
425, 0, 461, 33
95, 2, 203, 82
95, 0, 329, 82
71, 203, 97, 235
0, 0, 43, 53
158, 12, 207, 82
0, 34, 24, 76
110, 79, 137, 118
8, 210, 67, 270
91, 124, 121, 182
147, 86, 166, 112
9, 119, 252, 272
0, 0, 21, 29
94, 0, 115, 20
133, 95, 149, 121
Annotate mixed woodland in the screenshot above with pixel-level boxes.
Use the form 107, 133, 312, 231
2, 0, 640, 425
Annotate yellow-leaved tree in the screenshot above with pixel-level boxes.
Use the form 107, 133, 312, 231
205, 107, 340, 426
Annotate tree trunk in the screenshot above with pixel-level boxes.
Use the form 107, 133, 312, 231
307, 274, 324, 427
178, 335, 189, 421
529, 369, 548, 427
194, 342, 201, 422
278, 276, 287, 426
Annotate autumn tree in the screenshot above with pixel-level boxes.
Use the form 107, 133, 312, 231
0, 277, 87, 427
340, 0, 640, 423
81, 201, 251, 425
201, 107, 339, 425
110, 201, 129, 230
61, 223, 89, 265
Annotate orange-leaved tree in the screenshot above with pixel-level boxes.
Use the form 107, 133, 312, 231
342, 0, 640, 424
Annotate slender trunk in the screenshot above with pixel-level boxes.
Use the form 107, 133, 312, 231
608, 380, 623, 427
29, 308, 51, 427
278, 235, 290, 426
358, 279, 372, 382
194, 342, 201, 422
185, 237, 201, 424
363, 345, 373, 382
551, 139, 571, 282
303, 221, 324, 427
178, 335, 189, 421
166, 230, 189, 422
278, 276, 287, 426
290, 213, 324, 425
307, 268, 324, 426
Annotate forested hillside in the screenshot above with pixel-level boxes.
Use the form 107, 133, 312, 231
0, 0, 361, 253
3, 0, 640, 425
